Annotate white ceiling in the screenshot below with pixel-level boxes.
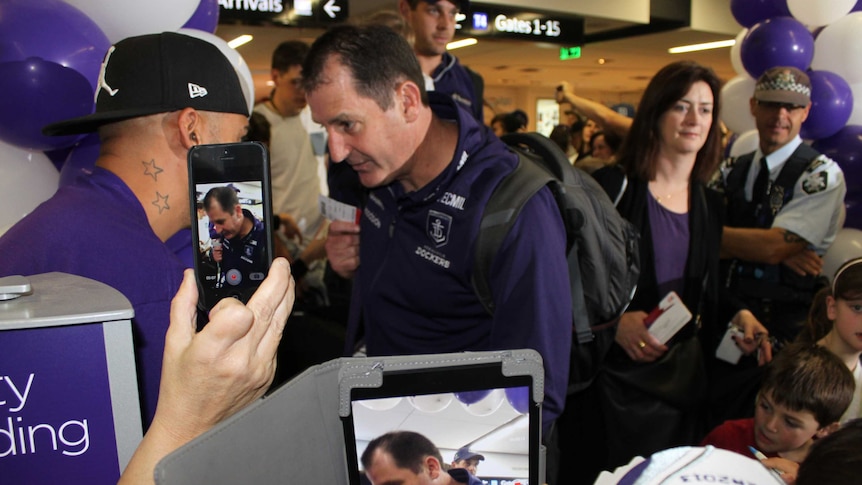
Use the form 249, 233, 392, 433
216, 1, 738, 102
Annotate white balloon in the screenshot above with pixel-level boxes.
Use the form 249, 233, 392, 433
720, 75, 757, 135
0, 141, 59, 236
822, 228, 862, 281
848, 82, 862, 126
459, 389, 505, 417
65, 0, 199, 44
408, 393, 453, 413
729, 29, 748, 76
177, 28, 256, 115
729, 129, 760, 158
787, 0, 855, 27
357, 397, 402, 411
812, 13, 862, 84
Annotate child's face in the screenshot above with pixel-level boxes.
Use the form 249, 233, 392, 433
826, 296, 862, 352
754, 391, 823, 456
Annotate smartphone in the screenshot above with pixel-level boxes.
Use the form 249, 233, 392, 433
188, 141, 273, 312
716, 324, 745, 364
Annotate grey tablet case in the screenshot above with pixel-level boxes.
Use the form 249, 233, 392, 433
154, 349, 544, 484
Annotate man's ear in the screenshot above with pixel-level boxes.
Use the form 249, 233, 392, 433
799, 102, 812, 123
815, 421, 841, 440
749, 97, 757, 117
397, 80, 423, 123
177, 107, 202, 150
425, 455, 442, 480
398, 0, 411, 19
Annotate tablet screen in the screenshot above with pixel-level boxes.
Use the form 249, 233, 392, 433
342, 363, 538, 485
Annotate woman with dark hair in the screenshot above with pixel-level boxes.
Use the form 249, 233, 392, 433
590, 61, 770, 469
589, 130, 622, 161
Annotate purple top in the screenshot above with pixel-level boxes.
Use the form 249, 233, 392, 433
0, 167, 188, 428
349, 93, 572, 429
647, 194, 689, 299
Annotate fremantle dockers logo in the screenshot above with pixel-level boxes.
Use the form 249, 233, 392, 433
427, 210, 452, 247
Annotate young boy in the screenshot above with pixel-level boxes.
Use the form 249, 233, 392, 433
701, 343, 854, 464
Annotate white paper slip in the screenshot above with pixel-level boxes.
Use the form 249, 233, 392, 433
319, 195, 361, 224
644, 291, 692, 344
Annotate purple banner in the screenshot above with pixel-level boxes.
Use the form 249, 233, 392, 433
0, 324, 120, 484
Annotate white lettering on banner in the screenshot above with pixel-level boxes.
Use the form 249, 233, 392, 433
0, 374, 34, 412
218, 0, 283, 13
0, 417, 90, 457
0, 373, 91, 458
415, 246, 451, 268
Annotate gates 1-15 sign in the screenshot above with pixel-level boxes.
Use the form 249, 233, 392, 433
461, 3, 584, 45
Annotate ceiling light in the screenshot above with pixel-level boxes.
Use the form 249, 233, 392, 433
668, 39, 735, 54
447, 38, 477, 50
227, 35, 253, 49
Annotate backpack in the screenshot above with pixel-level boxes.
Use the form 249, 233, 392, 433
472, 132, 640, 394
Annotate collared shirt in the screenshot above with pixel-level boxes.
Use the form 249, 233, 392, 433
726, 135, 845, 253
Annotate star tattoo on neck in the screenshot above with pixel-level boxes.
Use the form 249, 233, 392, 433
152, 192, 170, 214
143, 159, 163, 181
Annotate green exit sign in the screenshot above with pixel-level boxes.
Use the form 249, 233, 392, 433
560, 46, 581, 60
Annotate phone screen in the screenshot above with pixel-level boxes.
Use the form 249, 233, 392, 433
188, 142, 273, 312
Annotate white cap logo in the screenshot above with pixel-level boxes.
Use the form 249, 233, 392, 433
95, 45, 119, 100
188, 83, 208, 99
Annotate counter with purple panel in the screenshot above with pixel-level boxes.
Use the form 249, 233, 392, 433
0, 272, 141, 484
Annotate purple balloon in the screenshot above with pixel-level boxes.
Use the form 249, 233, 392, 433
182, 0, 220, 33
801, 71, 853, 141
454, 390, 491, 405
505, 387, 530, 414
44, 145, 74, 172
812, 125, 862, 194
0, 58, 92, 150
0, 0, 109, 91
59, 134, 100, 187
854, 0, 862, 13
741, 17, 814, 79
731, 0, 791, 28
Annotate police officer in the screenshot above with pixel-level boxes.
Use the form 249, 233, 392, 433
719, 66, 846, 344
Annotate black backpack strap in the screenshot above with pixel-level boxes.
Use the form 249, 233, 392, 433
473, 149, 597, 345
472, 153, 551, 315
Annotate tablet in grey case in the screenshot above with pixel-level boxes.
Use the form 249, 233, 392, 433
154, 350, 544, 485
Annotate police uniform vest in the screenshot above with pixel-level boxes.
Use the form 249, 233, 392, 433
722, 143, 825, 325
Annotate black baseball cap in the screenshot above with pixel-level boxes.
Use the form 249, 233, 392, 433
43, 32, 249, 137
453, 447, 485, 462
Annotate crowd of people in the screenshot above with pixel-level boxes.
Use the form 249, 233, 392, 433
1, 1, 861, 484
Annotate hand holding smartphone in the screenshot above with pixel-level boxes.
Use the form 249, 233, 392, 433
188, 142, 274, 313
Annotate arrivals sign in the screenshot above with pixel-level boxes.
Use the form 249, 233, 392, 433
218, 0, 348, 25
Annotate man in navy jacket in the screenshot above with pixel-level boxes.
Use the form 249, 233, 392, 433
304, 25, 571, 430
